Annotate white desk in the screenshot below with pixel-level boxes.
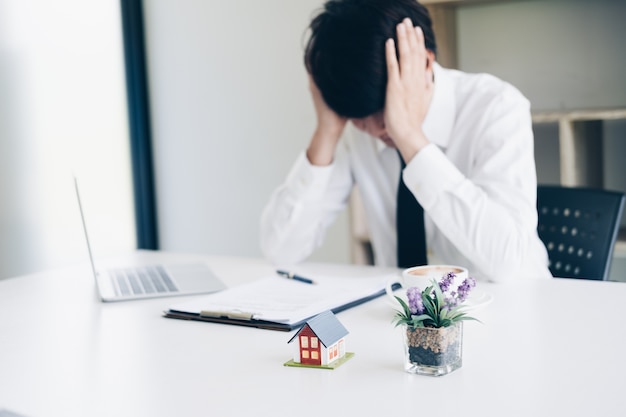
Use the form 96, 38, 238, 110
1, 251, 625, 417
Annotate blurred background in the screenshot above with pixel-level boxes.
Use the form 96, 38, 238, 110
0, 0, 624, 281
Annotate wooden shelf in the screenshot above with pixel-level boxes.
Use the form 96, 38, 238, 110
533, 111, 626, 257
421, 0, 496, 5
532, 108, 626, 124
530, 108, 626, 189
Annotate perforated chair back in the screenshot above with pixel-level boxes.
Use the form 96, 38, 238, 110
537, 185, 625, 280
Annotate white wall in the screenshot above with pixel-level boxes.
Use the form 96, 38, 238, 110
0, 0, 135, 279
457, 0, 626, 111
143, 0, 352, 264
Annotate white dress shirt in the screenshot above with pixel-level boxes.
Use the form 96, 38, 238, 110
261, 63, 552, 282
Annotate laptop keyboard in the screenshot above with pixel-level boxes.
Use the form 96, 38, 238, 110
111, 266, 179, 297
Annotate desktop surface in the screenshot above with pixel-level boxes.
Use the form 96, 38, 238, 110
1, 251, 625, 417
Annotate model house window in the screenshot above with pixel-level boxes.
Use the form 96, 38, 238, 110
300, 336, 309, 348
311, 351, 319, 360
311, 337, 318, 349
302, 350, 309, 359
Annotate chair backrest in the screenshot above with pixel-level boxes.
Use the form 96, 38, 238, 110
537, 185, 625, 280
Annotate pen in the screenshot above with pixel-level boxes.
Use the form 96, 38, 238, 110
276, 270, 317, 285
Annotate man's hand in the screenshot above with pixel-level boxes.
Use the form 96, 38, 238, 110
306, 76, 347, 166
384, 18, 434, 164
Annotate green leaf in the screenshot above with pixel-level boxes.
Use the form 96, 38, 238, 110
433, 280, 445, 309
446, 309, 463, 319
457, 316, 482, 324
408, 319, 426, 329
422, 290, 435, 306
394, 296, 413, 321
422, 296, 436, 319
411, 314, 432, 323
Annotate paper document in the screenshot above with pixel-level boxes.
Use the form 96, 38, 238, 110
166, 273, 399, 330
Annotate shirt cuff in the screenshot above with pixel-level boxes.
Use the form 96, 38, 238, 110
402, 144, 465, 210
285, 151, 335, 200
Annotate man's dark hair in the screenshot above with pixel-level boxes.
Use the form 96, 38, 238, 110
305, 0, 436, 118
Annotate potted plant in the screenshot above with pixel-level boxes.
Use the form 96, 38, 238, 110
393, 272, 478, 376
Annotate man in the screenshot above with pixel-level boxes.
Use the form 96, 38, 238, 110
261, 0, 551, 282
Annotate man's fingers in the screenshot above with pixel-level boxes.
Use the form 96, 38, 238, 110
403, 18, 419, 55
396, 18, 430, 78
389, 18, 429, 87
385, 38, 399, 81
395, 21, 412, 74
414, 25, 426, 57
409, 24, 426, 73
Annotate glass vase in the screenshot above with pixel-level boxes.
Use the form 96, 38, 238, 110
403, 322, 463, 376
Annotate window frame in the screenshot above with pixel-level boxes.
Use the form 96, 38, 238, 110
120, 0, 159, 249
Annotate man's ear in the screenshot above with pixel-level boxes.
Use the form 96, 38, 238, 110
425, 50, 436, 70
426, 50, 436, 82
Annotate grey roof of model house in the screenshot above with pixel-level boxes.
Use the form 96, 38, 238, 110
288, 310, 349, 347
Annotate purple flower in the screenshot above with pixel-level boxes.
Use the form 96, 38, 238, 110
438, 272, 456, 292
455, 276, 476, 303
406, 287, 424, 315
445, 293, 459, 309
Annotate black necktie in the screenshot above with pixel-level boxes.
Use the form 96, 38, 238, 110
396, 153, 427, 268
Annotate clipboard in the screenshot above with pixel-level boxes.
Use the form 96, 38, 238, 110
163, 274, 400, 331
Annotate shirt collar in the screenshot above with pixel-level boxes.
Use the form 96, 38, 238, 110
422, 62, 456, 150
375, 136, 388, 153
373, 62, 456, 153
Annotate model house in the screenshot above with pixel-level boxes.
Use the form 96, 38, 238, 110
288, 310, 349, 366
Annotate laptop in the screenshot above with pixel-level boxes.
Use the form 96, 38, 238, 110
74, 177, 226, 302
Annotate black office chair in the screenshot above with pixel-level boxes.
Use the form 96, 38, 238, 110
537, 185, 625, 280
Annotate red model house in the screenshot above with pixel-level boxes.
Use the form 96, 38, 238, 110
288, 311, 349, 366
